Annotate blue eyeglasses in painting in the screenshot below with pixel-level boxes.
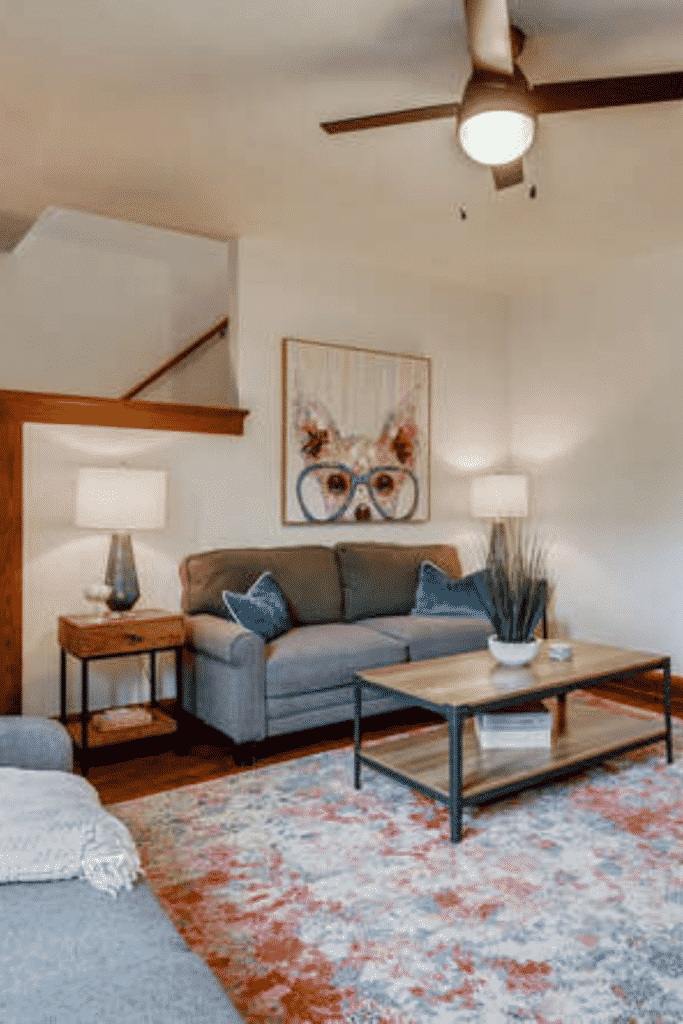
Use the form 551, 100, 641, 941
296, 462, 419, 522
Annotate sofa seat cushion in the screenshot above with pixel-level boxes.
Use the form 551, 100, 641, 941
0, 877, 243, 1024
265, 623, 405, 698
266, 688, 415, 736
358, 615, 491, 662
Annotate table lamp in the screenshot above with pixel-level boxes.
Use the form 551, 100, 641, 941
470, 472, 548, 639
76, 467, 167, 613
470, 472, 528, 561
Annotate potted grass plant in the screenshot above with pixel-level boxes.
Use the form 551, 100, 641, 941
476, 520, 551, 666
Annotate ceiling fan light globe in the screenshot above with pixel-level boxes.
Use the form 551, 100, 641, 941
458, 109, 535, 165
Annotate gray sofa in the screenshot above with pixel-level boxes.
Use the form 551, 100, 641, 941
179, 541, 491, 754
0, 716, 244, 1024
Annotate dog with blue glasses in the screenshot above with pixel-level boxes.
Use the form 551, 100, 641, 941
294, 397, 421, 523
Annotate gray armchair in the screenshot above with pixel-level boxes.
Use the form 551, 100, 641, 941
0, 715, 73, 772
0, 714, 247, 1024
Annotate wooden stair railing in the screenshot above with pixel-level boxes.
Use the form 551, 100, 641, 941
121, 316, 229, 400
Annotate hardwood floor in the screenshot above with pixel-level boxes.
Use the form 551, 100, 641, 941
85, 673, 683, 805
85, 703, 443, 804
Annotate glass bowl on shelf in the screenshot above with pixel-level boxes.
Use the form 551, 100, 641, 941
82, 583, 112, 620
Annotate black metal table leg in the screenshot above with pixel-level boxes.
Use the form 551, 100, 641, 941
175, 646, 183, 707
448, 709, 464, 843
149, 651, 157, 707
556, 693, 567, 736
60, 649, 67, 724
174, 646, 186, 755
354, 677, 362, 790
80, 659, 89, 776
664, 658, 673, 764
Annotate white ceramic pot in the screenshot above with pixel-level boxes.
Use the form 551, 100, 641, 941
488, 635, 541, 667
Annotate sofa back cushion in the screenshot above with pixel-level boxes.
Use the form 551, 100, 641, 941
179, 545, 342, 626
334, 542, 463, 621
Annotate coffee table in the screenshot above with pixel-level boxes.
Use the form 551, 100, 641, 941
353, 640, 672, 843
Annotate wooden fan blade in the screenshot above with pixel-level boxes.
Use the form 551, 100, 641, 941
491, 158, 524, 190
532, 71, 683, 115
321, 102, 460, 134
464, 0, 514, 75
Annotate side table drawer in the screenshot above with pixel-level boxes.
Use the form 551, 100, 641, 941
58, 614, 184, 658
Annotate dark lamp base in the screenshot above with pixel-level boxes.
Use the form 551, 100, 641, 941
104, 533, 140, 612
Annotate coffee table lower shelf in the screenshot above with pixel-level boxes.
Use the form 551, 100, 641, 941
358, 699, 667, 830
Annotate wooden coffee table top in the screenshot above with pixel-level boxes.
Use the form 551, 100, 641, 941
356, 640, 669, 710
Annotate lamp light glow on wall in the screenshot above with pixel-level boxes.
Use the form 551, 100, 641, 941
76, 467, 167, 612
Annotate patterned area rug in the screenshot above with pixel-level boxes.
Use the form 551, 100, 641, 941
111, 695, 683, 1024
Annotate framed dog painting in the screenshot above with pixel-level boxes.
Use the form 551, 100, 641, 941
282, 338, 430, 525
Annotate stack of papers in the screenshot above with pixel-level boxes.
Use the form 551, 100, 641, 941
93, 707, 154, 732
474, 700, 553, 749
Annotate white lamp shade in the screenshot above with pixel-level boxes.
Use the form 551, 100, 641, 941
76, 467, 167, 531
470, 474, 528, 519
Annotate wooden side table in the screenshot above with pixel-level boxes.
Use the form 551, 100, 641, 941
58, 609, 185, 775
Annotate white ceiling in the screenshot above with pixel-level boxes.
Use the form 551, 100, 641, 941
3, 0, 683, 292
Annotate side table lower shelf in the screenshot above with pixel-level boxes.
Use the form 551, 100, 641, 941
64, 704, 177, 750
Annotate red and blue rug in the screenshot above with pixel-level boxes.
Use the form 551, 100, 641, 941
111, 695, 683, 1024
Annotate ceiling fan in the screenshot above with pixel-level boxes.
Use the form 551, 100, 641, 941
320, 0, 683, 191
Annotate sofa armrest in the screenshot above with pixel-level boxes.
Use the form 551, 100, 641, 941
185, 614, 263, 666
0, 716, 74, 772
182, 614, 267, 744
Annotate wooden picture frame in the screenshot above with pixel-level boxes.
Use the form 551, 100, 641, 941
282, 338, 430, 525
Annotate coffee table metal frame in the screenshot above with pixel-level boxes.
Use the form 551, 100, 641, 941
353, 647, 672, 843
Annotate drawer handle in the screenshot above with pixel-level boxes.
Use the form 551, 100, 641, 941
123, 632, 144, 644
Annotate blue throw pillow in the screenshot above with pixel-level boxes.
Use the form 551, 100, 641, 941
412, 561, 491, 620
222, 571, 292, 642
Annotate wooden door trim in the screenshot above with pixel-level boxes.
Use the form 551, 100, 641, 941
0, 388, 249, 714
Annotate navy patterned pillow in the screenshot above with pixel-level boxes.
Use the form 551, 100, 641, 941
222, 571, 292, 642
412, 561, 491, 619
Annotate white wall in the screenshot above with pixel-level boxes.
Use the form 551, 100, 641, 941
0, 240, 170, 397
508, 250, 683, 671
24, 423, 202, 715
204, 235, 510, 548
1, 209, 236, 406
139, 235, 239, 406
22, 234, 509, 715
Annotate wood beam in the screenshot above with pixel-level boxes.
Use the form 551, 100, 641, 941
0, 389, 248, 435
0, 416, 23, 713
0, 388, 249, 715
